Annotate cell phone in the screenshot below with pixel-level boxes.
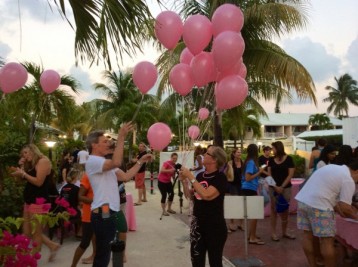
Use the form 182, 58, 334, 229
101, 203, 110, 219
261, 164, 267, 168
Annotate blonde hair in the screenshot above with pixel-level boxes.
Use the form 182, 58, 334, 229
23, 144, 45, 171
66, 168, 81, 183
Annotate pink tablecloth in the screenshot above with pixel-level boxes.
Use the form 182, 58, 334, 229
336, 215, 358, 250
264, 178, 304, 216
125, 193, 137, 231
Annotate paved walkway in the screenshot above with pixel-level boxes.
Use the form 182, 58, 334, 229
38, 179, 234, 267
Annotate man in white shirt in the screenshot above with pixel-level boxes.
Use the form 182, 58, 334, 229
295, 162, 358, 267
85, 122, 152, 267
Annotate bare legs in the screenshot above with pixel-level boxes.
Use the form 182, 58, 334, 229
302, 231, 336, 267
23, 210, 60, 261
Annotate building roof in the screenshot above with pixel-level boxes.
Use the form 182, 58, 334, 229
297, 129, 343, 138
259, 113, 343, 126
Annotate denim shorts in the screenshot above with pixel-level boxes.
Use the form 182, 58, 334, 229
297, 202, 336, 237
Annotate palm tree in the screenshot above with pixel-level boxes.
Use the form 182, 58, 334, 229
222, 97, 264, 149
1, 62, 81, 143
323, 73, 358, 118
50, 0, 155, 68
308, 113, 333, 130
156, 0, 317, 147
94, 70, 159, 143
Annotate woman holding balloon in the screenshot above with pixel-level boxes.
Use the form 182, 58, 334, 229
180, 146, 228, 267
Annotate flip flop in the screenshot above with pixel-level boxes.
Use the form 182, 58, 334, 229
283, 234, 296, 240
271, 235, 280, 242
134, 203, 142, 206
141, 199, 148, 202
82, 258, 94, 264
167, 209, 176, 214
249, 239, 265, 245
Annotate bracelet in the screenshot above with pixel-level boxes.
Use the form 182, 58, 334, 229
137, 161, 142, 166
22, 172, 26, 179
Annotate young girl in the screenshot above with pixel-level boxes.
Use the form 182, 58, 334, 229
241, 144, 264, 244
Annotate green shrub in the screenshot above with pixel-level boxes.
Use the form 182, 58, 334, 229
0, 176, 25, 218
290, 154, 306, 178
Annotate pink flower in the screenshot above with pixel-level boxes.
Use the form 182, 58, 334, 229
42, 203, 51, 212
35, 197, 47, 205
55, 197, 70, 208
67, 207, 77, 216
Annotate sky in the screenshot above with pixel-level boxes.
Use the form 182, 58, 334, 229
0, 0, 357, 116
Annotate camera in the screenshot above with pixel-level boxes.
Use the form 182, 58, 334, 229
174, 163, 182, 170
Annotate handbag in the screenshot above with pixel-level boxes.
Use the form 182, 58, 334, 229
275, 193, 289, 213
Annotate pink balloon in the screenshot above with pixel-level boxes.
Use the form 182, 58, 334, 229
190, 52, 215, 87
133, 61, 158, 94
183, 15, 212, 55
40, 69, 61, 94
0, 62, 28, 94
212, 4, 244, 37
238, 63, 247, 79
216, 58, 243, 81
198, 108, 210, 121
169, 63, 194, 96
180, 48, 194, 65
147, 122, 172, 151
215, 75, 248, 110
212, 31, 245, 73
188, 125, 200, 140
155, 11, 183, 50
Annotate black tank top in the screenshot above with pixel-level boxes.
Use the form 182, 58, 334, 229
23, 168, 51, 204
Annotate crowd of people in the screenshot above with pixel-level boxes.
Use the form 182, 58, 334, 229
6, 133, 358, 267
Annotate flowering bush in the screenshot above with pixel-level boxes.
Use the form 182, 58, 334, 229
0, 197, 74, 266
0, 231, 40, 267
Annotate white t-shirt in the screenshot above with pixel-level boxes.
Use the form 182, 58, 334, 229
295, 164, 355, 211
316, 160, 326, 170
86, 155, 120, 211
78, 150, 89, 164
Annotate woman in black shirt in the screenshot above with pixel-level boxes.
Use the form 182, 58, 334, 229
180, 146, 228, 267
268, 141, 295, 242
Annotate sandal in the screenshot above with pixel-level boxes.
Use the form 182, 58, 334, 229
82, 257, 94, 264
48, 244, 60, 262
249, 239, 265, 245
134, 203, 142, 206
283, 233, 296, 240
162, 211, 170, 216
167, 209, 176, 214
271, 235, 280, 242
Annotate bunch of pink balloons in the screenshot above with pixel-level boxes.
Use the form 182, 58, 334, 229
155, 4, 248, 110
0, 62, 28, 94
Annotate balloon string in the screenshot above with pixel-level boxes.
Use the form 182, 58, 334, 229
131, 94, 144, 122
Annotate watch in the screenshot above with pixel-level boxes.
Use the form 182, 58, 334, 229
190, 179, 196, 184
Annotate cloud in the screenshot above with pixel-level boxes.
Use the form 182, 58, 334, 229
346, 35, 358, 79
0, 42, 11, 58
282, 37, 340, 83
0, 0, 70, 24
68, 65, 104, 104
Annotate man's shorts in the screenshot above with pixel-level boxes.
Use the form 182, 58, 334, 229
297, 202, 336, 237
135, 172, 145, 189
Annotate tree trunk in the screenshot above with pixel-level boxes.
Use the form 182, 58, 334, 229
213, 110, 223, 148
